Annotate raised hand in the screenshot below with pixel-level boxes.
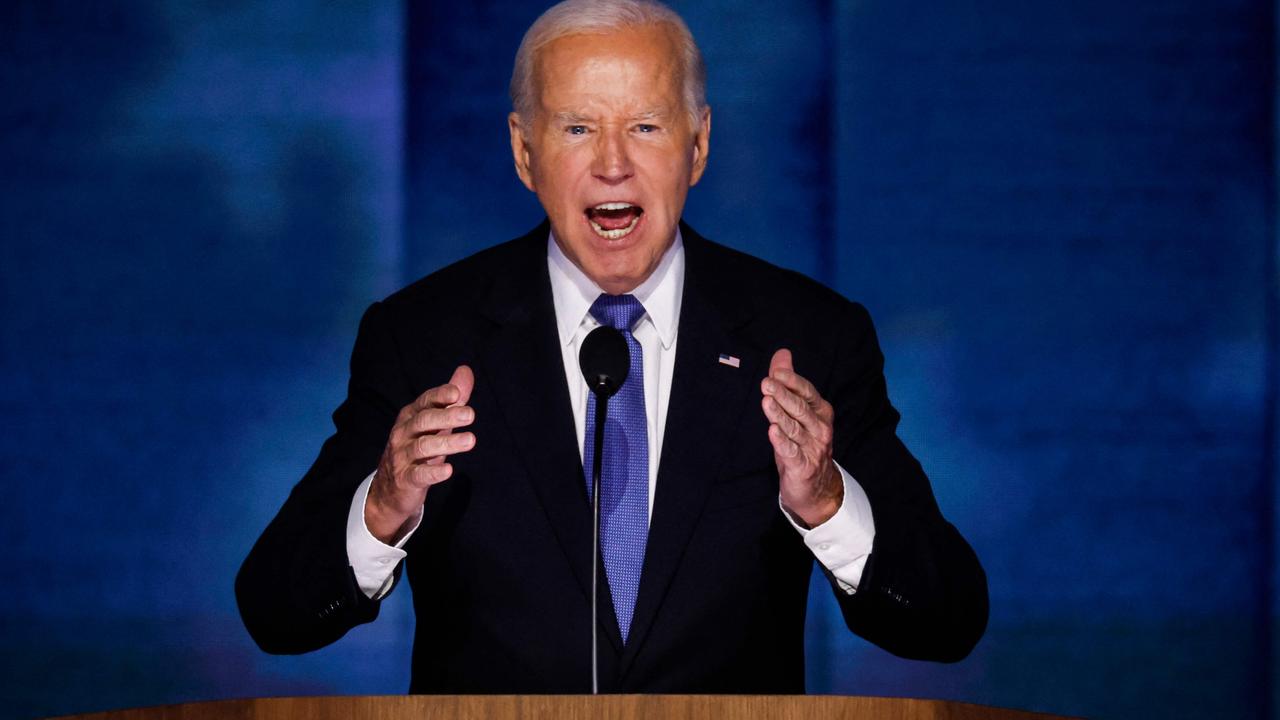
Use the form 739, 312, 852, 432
760, 349, 843, 528
365, 365, 476, 544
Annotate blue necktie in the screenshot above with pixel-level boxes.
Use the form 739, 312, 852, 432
583, 293, 649, 643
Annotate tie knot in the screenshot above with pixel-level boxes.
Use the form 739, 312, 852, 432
589, 293, 646, 332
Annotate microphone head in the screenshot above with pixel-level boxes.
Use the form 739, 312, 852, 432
579, 326, 629, 398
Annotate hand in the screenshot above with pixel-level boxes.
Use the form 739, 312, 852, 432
366, 365, 476, 544
761, 349, 843, 528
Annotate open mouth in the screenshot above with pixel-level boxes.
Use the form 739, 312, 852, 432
585, 202, 644, 240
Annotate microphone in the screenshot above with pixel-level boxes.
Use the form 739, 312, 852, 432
578, 326, 629, 695
580, 325, 629, 397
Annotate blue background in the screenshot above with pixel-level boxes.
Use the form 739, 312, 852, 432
2, 1, 1275, 719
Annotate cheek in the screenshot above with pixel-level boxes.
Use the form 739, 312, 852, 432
639, 149, 693, 194
542, 160, 592, 208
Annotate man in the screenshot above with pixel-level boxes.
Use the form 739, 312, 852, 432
237, 0, 986, 693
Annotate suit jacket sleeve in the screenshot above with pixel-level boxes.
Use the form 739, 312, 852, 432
826, 302, 988, 662
235, 301, 408, 654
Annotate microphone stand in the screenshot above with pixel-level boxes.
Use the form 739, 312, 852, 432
579, 323, 627, 696
589, 388, 607, 695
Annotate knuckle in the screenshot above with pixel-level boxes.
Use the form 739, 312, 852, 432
421, 463, 443, 483
393, 449, 412, 475
415, 435, 433, 458
430, 407, 453, 430
816, 424, 833, 445
787, 392, 804, 413
417, 463, 441, 484
408, 465, 429, 486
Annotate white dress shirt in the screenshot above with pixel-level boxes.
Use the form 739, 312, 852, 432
345, 230, 876, 600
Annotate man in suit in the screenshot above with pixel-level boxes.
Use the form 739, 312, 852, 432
237, 0, 986, 692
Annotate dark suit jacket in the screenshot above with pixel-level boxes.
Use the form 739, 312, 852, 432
236, 221, 987, 693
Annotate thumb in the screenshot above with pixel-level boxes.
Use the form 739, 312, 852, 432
449, 365, 475, 406
769, 348, 793, 377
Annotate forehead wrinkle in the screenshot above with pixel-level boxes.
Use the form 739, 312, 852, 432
537, 33, 683, 93
529, 27, 693, 136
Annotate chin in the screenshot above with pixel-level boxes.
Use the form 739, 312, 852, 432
587, 266, 644, 294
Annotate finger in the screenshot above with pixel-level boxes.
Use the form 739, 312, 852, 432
412, 382, 462, 411
407, 364, 476, 414
767, 349, 831, 418
410, 431, 476, 462
762, 379, 813, 426
408, 462, 453, 487
409, 404, 475, 435
768, 423, 801, 461
770, 366, 821, 409
761, 395, 806, 443
764, 376, 835, 444
449, 365, 475, 407
769, 348, 793, 378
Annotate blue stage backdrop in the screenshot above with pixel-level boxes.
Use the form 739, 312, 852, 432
1, 2, 1274, 719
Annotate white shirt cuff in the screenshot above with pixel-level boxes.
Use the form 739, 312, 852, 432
779, 461, 876, 594
346, 471, 423, 599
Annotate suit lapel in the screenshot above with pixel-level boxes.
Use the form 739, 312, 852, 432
473, 224, 625, 654
620, 227, 765, 670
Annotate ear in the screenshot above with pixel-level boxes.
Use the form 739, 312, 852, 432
688, 106, 711, 186
509, 112, 537, 192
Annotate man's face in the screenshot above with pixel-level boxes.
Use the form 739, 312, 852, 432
509, 24, 710, 294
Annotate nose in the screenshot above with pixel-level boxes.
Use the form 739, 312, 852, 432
592, 127, 633, 184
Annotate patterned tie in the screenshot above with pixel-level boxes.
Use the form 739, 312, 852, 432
582, 293, 649, 643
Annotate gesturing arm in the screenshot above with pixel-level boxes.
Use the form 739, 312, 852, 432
366, 365, 475, 544
761, 304, 988, 662
235, 302, 477, 654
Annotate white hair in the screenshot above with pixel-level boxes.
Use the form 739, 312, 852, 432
509, 0, 708, 130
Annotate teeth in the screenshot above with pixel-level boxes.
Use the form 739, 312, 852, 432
593, 202, 635, 210
589, 214, 641, 239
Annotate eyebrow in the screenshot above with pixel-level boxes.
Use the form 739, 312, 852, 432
554, 112, 592, 124
552, 109, 671, 124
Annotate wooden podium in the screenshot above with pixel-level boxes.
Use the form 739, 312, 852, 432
54, 695, 1076, 720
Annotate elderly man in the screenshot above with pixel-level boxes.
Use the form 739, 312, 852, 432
237, 0, 986, 693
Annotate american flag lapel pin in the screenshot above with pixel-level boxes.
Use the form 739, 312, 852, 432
717, 353, 741, 368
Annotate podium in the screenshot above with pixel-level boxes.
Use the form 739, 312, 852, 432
53, 695, 1077, 720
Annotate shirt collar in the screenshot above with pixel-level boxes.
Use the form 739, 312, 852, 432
547, 227, 684, 350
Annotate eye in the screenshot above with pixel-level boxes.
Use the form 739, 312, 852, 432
566, 125, 588, 136
635, 124, 658, 133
